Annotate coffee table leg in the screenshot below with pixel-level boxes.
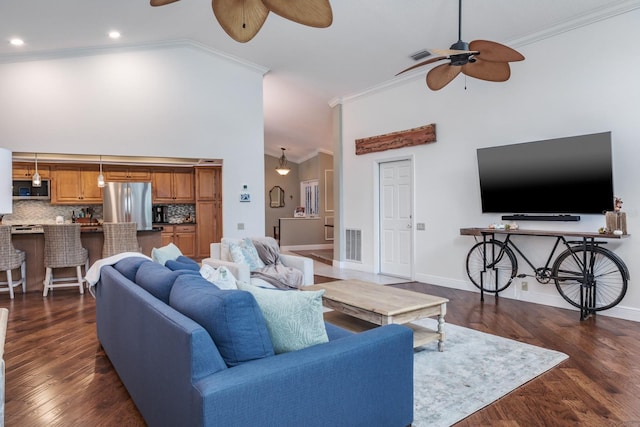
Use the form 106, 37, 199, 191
437, 313, 445, 352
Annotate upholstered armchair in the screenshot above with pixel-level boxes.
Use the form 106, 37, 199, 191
202, 237, 314, 288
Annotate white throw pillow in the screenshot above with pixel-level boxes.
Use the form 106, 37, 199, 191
151, 243, 183, 265
199, 264, 237, 290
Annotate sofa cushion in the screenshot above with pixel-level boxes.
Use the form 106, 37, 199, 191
151, 242, 183, 265
113, 257, 152, 282
169, 275, 274, 367
135, 261, 192, 303
228, 238, 265, 271
236, 282, 329, 354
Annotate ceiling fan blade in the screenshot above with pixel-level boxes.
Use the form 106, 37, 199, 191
212, 0, 269, 43
262, 0, 333, 28
150, 0, 180, 5
396, 56, 446, 76
430, 48, 477, 57
426, 63, 462, 91
469, 40, 525, 63
462, 59, 511, 82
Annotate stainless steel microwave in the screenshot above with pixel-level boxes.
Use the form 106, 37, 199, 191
12, 179, 51, 200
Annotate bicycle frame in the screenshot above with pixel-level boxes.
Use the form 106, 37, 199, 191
497, 234, 567, 281
476, 231, 630, 320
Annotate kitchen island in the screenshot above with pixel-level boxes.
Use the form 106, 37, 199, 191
11, 226, 162, 293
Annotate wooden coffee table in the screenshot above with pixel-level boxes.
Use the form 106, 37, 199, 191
306, 279, 448, 351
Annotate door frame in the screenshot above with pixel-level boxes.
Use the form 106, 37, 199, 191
374, 155, 415, 279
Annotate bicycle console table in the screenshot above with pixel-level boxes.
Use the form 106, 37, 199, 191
460, 227, 630, 320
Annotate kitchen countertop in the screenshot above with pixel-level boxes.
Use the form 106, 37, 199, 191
10, 224, 162, 234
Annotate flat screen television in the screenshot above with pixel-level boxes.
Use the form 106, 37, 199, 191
476, 132, 614, 216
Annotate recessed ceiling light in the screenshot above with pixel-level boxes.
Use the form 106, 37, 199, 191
9, 38, 24, 46
108, 31, 121, 39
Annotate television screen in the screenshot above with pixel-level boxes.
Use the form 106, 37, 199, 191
477, 132, 614, 215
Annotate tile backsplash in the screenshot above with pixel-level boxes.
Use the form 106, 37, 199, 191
2, 200, 195, 225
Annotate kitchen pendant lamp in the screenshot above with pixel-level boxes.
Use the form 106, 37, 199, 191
32, 153, 41, 187
275, 148, 291, 176
97, 155, 105, 188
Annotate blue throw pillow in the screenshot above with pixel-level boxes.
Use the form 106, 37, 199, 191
169, 275, 274, 367
165, 259, 200, 272
176, 256, 199, 267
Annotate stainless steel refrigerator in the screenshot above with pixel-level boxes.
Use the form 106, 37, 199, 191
103, 182, 152, 230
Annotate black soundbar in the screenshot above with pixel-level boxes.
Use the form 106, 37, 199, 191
501, 214, 581, 222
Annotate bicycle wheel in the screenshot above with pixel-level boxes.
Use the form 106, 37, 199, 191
552, 246, 628, 311
466, 240, 517, 293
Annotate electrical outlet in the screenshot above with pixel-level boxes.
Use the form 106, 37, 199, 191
237, 223, 244, 230
521, 281, 528, 291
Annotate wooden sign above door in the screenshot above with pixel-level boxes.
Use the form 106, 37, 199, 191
355, 123, 436, 155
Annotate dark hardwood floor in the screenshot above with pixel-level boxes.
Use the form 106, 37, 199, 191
392, 282, 640, 427
3, 280, 640, 426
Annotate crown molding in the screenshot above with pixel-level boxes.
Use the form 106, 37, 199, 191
0, 38, 269, 75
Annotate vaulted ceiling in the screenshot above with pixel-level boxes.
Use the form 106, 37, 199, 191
1, 1, 636, 161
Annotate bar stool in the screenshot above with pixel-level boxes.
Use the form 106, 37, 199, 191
42, 224, 88, 296
102, 222, 140, 258
0, 225, 26, 299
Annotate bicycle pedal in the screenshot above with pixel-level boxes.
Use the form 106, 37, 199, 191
516, 274, 527, 278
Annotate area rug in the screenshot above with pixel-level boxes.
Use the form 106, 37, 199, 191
411, 318, 568, 426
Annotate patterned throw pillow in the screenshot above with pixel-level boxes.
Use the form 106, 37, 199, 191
228, 238, 266, 271
199, 264, 237, 290
237, 281, 329, 354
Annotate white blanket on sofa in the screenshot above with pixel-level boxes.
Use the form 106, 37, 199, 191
85, 252, 152, 297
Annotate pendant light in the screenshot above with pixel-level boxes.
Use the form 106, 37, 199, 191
97, 155, 105, 188
32, 153, 41, 187
275, 148, 291, 176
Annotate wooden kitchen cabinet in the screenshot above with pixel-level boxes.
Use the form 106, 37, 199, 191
51, 165, 103, 204
152, 168, 195, 203
159, 224, 196, 258
13, 162, 50, 179
104, 166, 152, 182
195, 166, 222, 258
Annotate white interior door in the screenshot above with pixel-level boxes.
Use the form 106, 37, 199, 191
379, 159, 412, 278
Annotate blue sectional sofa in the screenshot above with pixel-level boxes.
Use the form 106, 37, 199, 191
95, 257, 414, 427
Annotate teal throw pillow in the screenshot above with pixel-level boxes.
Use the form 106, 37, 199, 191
237, 281, 328, 354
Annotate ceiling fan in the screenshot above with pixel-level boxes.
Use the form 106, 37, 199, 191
396, 0, 524, 91
150, 0, 333, 43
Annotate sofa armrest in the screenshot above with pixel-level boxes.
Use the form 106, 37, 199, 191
201, 258, 251, 283
194, 324, 414, 427
279, 254, 314, 286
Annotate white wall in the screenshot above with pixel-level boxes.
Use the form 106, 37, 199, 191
340, 9, 640, 321
0, 43, 267, 238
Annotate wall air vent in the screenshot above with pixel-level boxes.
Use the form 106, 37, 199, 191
345, 229, 362, 262
410, 49, 432, 61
